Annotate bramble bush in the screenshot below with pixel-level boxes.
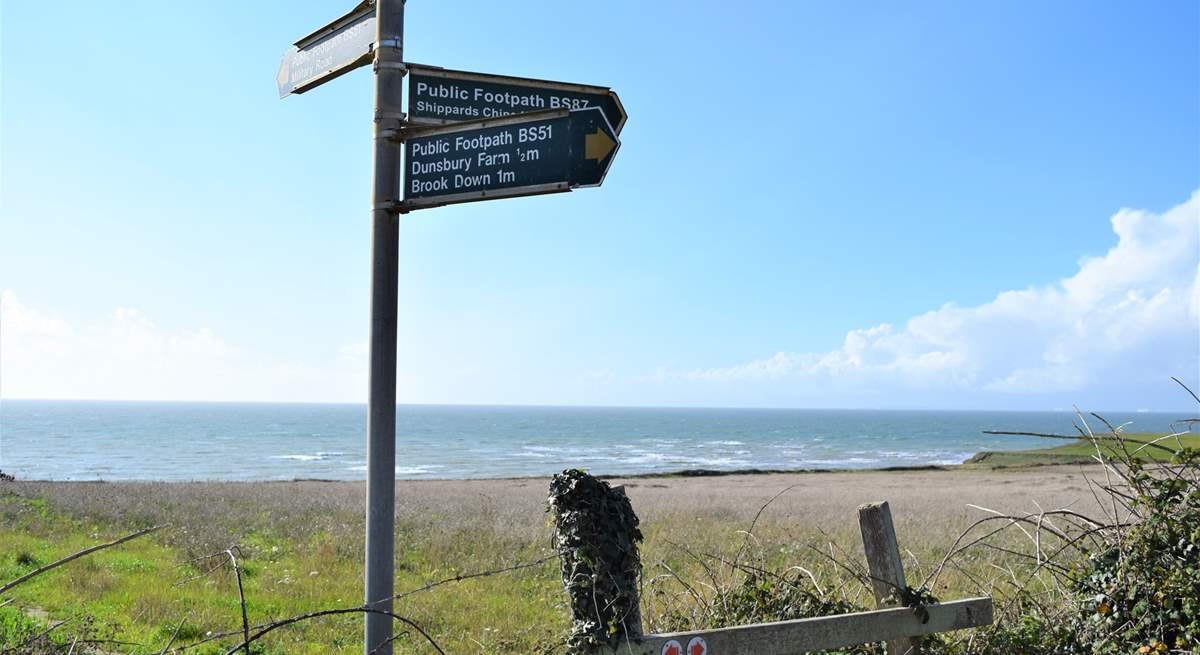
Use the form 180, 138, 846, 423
1068, 437, 1199, 653
915, 411, 1200, 654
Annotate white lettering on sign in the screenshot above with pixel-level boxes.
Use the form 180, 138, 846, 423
409, 75, 605, 123
414, 100, 481, 119
454, 131, 513, 152
482, 106, 515, 118
549, 96, 591, 110
287, 16, 372, 85
411, 139, 450, 156
415, 81, 470, 100
518, 125, 552, 143
410, 177, 448, 194
471, 88, 546, 110
478, 151, 510, 166
405, 114, 575, 199
454, 173, 492, 188
410, 156, 471, 176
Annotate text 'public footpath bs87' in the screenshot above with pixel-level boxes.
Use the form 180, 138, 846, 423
277, 1, 626, 654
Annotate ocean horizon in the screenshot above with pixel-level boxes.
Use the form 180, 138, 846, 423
0, 399, 1190, 482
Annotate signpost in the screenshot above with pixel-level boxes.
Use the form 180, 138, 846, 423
275, 4, 996, 654
407, 63, 628, 134
276, 0, 376, 98
279, 2, 623, 653
402, 107, 620, 210
362, 2, 404, 654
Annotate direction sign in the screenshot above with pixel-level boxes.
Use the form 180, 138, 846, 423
277, 0, 376, 98
402, 107, 620, 210
406, 64, 628, 134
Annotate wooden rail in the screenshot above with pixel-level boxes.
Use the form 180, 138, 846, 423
582, 499, 993, 655
593, 597, 992, 655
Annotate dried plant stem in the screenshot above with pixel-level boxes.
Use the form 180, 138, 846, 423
225, 548, 251, 655
2, 619, 70, 655
0, 524, 166, 595
158, 616, 189, 655
393, 554, 556, 601
220, 607, 444, 655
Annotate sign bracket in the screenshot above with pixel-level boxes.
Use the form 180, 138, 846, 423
374, 110, 408, 122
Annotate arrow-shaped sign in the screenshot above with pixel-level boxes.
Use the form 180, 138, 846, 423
277, 0, 376, 98
406, 63, 628, 135
402, 106, 620, 210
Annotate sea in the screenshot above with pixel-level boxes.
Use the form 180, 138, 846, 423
0, 400, 1187, 481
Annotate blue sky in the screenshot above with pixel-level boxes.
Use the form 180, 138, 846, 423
2, 0, 1198, 410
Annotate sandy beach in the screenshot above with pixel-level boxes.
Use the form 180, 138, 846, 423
4, 464, 1106, 545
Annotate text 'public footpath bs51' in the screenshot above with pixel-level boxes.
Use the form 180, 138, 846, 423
402, 106, 620, 210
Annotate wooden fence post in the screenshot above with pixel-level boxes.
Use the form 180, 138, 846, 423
549, 470, 644, 652
859, 501, 920, 655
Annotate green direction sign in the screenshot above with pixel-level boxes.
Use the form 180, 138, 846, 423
402, 107, 620, 210
406, 64, 627, 135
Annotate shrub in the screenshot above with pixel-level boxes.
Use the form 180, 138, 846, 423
933, 406, 1200, 654
1068, 438, 1200, 652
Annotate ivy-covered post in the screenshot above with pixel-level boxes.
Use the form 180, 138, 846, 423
549, 469, 644, 652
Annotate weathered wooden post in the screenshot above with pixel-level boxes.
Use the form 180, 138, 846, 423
859, 501, 920, 655
549, 470, 644, 653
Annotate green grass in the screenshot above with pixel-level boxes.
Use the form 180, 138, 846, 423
0, 494, 565, 654
0, 474, 1082, 654
964, 432, 1200, 467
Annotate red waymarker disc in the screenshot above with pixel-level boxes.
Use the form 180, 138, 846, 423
660, 639, 683, 655
687, 636, 708, 655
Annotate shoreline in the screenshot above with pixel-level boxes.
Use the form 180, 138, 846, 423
2, 460, 1087, 485
11, 431, 1190, 483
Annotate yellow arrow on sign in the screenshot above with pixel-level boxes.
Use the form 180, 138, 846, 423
585, 129, 616, 162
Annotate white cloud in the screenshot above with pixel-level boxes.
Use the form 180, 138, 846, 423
3, 193, 1197, 409
668, 192, 1200, 407
0, 290, 364, 402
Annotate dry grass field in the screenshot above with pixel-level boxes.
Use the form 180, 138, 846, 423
0, 465, 1111, 654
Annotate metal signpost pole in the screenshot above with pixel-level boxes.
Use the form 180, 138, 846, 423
365, 0, 404, 653
279, 5, 621, 651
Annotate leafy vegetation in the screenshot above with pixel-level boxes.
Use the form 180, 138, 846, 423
1067, 434, 1200, 653
548, 469, 643, 652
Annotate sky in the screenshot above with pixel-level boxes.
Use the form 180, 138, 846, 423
1, 1, 1198, 410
